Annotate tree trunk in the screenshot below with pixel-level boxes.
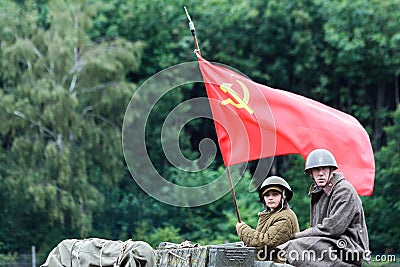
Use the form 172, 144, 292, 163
395, 74, 399, 108
373, 84, 385, 149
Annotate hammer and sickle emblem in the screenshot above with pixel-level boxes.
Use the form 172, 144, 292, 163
219, 79, 254, 114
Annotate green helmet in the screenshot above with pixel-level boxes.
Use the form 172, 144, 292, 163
258, 176, 293, 202
305, 148, 338, 173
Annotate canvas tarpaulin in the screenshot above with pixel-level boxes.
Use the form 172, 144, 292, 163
40, 238, 155, 267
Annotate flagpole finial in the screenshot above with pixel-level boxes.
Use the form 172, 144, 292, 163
183, 6, 200, 54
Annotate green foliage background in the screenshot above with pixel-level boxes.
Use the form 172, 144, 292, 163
1, 0, 400, 264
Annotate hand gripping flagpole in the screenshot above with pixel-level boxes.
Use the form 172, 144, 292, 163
184, 6, 241, 222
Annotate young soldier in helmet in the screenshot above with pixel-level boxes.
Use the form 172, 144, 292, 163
236, 176, 299, 263
278, 149, 370, 266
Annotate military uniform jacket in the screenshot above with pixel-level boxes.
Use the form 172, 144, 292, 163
278, 172, 370, 267
237, 207, 299, 262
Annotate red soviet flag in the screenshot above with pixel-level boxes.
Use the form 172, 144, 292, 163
197, 52, 375, 196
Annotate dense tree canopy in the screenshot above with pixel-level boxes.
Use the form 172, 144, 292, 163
1, 0, 400, 264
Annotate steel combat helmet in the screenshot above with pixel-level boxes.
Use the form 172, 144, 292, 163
305, 148, 338, 173
258, 175, 293, 202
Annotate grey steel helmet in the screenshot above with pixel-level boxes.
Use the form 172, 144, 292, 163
258, 175, 293, 202
305, 148, 338, 173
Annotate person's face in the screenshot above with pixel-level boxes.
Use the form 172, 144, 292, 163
263, 190, 282, 210
310, 166, 332, 187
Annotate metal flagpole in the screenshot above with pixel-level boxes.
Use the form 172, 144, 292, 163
184, 6, 201, 54
184, 7, 241, 222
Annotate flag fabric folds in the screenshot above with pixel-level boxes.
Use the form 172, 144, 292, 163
196, 52, 375, 196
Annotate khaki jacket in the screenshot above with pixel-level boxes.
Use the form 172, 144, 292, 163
237, 207, 299, 262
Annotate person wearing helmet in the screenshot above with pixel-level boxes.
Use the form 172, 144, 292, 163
236, 176, 299, 263
278, 149, 370, 267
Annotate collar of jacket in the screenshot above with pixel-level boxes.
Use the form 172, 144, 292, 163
259, 206, 288, 216
308, 172, 345, 196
